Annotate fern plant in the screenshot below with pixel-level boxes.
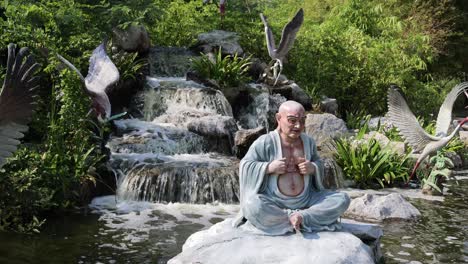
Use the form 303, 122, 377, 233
191, 48, 252, 88
334, 126, 410, 188
346, 110, 371, 130
111, 51, 147, 81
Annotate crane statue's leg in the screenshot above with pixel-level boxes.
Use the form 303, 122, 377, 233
406, 161, 421, 186
273, 59, 283, 86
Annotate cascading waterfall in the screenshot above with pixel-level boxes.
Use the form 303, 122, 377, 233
253, 92, 270, 131
109, 74, 241, 203
116, 155, 239, 203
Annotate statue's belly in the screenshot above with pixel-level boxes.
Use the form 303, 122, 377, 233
277, 172, 304, 196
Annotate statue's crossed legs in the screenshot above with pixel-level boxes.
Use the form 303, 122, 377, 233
243, 191, 350, 235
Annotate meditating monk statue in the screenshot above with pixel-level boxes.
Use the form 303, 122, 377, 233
233, 100, 350, 235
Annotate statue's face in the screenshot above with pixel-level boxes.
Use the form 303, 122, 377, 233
276, 108, 306, 140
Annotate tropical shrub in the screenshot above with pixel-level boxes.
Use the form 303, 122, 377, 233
382, 126, 403, 142
191, 48, 252, 88
441, 136, 465, 154
345, 110, 371, 130
0, 68, 107, 232
334, 127, 410, 188
111, 51, 148, 81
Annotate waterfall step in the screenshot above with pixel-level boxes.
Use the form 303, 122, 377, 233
135, 77, 233, 121
110, 117, 236, 155
112, 153, 240, 204
109, 119, 207, 155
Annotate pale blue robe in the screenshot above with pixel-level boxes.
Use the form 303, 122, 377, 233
233, 130, 350, 235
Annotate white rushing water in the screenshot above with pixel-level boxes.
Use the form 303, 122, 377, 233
90, 196, 239, 244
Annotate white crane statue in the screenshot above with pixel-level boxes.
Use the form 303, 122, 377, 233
57, 41, 120, 122
387, 83, 468, 184
260, 8, 304, 86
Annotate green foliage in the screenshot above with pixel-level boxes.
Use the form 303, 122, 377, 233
260, 0, 459, 117
382, 126, 403, 142
111, 51, 148, 81
421, 117, 436, 135
150, 0, 219, 47
334, 130, 410, 188
0, 148, 51, 233
106, 0, 159, 30
421, 152, 455, 193
191, 49, 252, 88
303, 85, 321, 107
0, 0, 113, 231
0, 62, 108, 232
345, 110, 371, 130
441, 136, 466, 154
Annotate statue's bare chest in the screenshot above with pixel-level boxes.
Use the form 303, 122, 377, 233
278, 141, 305, 196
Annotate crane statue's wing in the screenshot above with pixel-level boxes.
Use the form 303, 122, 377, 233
85, 42, 119, 94
387, 87, 439, 152
275, 8, 304, 60
0, 44, 39, 167
435, 82, 468, 136
260, 13, 277, 60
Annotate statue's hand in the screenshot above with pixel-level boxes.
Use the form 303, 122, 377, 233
297, 157, 315, 175
289, 212, 303, 231
267, 158, 287, 174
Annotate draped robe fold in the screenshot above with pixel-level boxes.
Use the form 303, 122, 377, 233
233, 130, 350, 235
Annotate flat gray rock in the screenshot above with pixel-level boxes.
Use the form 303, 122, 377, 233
345, 193, 421, 222
341, 218, 383, 241
168, 218, 375, 264
342, 187, 445, 202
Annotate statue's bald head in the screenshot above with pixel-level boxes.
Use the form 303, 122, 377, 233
276, 101, 306, 139
278, 100, 305, 115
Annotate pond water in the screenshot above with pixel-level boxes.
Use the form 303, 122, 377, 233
0, 176, 466, 264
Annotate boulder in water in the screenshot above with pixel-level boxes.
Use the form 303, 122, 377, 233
168, 218, 378, 264
345, 193, 421, 222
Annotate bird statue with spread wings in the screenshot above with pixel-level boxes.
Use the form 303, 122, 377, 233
260, 8, 304, 86
387, 83, 468, 184
0, 44, 40, 168
57, 41, 121, 122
